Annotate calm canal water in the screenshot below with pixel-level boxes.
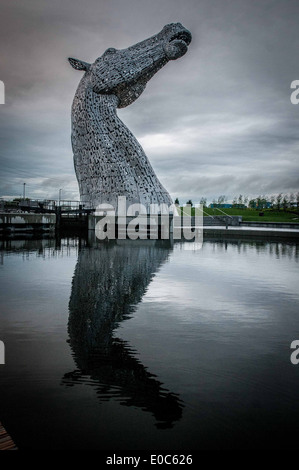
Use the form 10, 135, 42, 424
0, 234, 298, 450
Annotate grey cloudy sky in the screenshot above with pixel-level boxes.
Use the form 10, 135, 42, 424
0, 0, 298, 204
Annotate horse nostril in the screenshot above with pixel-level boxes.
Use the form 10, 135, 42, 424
169, 31, 192, 46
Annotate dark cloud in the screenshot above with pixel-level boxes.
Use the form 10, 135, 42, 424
0, 0, 298, 204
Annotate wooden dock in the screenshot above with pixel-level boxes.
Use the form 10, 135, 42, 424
0, 422, 17, 450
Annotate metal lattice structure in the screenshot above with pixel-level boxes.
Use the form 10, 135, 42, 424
69, 23, 192, 211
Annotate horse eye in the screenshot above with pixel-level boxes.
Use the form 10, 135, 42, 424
104, 48, 117, 55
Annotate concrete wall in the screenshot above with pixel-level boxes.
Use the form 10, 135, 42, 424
203, 227, 299, 239
202, 216, 242, 226
241, 221, 299, 229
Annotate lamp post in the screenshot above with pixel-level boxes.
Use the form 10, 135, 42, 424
23, 183, 26, 200
59, 189, 62, 206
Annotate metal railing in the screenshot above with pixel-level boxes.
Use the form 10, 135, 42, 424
2, 198, 94, 214
213, 207, 233, 219
180, 206, 233, 228
180, 206, 215, 219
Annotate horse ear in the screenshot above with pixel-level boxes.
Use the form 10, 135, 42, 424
68, 57, 91, 71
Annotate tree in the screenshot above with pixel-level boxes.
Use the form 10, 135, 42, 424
270, 195, 275, 209
200, 197, 207, 207
260, 195, 267, 209
295, 192, 299, 209
289, 193, 295, 207
186, 199, 193, 207
276, 193, 282, 210
256, 195, 262, 209
174, 197, 180, 205
238, 194, 243, 205
255, 195, 267, 210
282, 194, 289, 211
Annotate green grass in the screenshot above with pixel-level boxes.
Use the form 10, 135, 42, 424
179, 207, 299, 223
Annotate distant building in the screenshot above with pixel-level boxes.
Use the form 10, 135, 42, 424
232, 203, 247, 209
210, 203, 232, 208
249, 200, 272, 209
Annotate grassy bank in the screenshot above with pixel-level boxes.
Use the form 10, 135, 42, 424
180, 207, 299, 223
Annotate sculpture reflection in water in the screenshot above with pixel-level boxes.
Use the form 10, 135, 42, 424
62, 235, 183, 429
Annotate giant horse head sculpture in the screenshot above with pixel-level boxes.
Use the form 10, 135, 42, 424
69, 23, 192, 210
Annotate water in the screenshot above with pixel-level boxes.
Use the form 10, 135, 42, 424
0, 235, 298, 450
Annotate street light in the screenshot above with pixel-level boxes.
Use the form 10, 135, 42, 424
23, 183, 26, 200
59, 189, 62, 206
